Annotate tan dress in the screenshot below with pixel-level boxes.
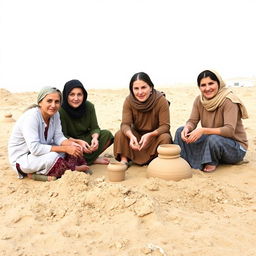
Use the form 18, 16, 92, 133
114, 94, 172, 165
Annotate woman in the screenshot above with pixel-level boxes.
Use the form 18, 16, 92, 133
174, 70, 248, 172
8, 87, 90, 181
59, 79, 114, 166
114, 72, 172, 167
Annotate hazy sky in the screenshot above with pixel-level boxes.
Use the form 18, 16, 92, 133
1, 0, 255, 92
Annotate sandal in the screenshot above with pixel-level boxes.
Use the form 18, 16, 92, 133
84, 169, 93, 175
121, 160, 133, 169
28, 174, 57, 181
235, 159, 249, 165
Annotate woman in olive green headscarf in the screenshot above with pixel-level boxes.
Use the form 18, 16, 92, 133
174, 70, 248, 172
8, 86, 90, 181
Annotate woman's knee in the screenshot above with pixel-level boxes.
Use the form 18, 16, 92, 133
207, 135, 223, 147
21, 152, 61, 173
100, 129, 114, 140
47, 152, 61, 160
174, 126, 184, 143
175, 126, 184, 136
159, 133, 172, 144
43, 152, 63, 169
114, 130, 122, 139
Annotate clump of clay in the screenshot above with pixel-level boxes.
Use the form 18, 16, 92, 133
2, 113, 15, 122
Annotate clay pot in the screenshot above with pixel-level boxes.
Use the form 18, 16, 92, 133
107, 162, 126, 182
147, 144, 192, 181
2, 113, 15, 122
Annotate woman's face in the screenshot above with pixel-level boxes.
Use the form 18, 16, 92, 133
132, 80, 152, 102
199, 76, 219, 99
68, 88, 84, 108
39, 92, 61, 118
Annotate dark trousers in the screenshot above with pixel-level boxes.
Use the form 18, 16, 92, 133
174, 126, 246, 170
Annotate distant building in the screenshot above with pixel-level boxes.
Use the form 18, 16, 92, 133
226, 78, 255, 87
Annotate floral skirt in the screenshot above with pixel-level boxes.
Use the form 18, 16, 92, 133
48, 155, 87, 178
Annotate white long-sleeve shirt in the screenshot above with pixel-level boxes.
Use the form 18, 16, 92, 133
8, 107, 66, 176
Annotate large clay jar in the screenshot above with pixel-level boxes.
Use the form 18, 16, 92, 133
107, 162, 126, 182
147, 144, 192, 181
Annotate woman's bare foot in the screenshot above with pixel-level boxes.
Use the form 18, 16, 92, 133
75, 164, 90, 172
203, 164, 217, 173
120, 156, 128, 164
75, 165, 93, 175
93, 157, 110, 165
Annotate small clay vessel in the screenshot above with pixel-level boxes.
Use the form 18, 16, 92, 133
107, 162, 126, 182
147, 144, 192, 181
3, 113, 15, 122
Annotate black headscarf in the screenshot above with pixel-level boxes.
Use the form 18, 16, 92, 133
62, 79, 88, 119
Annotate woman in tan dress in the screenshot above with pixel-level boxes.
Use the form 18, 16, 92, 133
114, 72, 172, 168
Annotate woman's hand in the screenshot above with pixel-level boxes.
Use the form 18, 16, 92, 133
181, 127, 190, 142
70, 141, 83, 150
82, 141, 93, 154
68, 138, 91, 154
186, 128, 204, 143
90, 137, 99, 152
129, 135, 140, 151
66, 144, 83, 157
138, 133, 153, 151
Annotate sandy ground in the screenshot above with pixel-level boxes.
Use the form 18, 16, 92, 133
0, 86, 255, 256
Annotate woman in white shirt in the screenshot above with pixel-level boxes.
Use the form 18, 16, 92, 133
8, 87, 90, 181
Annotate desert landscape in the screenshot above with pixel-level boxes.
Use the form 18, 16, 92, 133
0, 86, 255, 256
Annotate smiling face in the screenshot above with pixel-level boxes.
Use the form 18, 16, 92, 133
132, 80, 152, 102
39, 92, 61, 121
199, 76, 219, 99
67, 88, 84, 108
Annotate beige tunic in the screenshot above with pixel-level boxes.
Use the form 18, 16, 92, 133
187, 96, 248, 149
114, 96, 172, 165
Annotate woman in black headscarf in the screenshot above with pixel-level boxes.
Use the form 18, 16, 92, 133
59, 79, 114, 165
